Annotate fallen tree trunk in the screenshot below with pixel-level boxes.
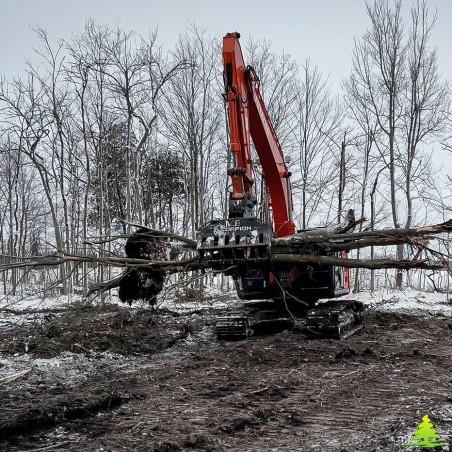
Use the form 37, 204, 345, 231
274, 219, 452, 245
1, 248, 447, 275
1, 219, 451, 299
0, 255, 200, 272
272, 254, 448, 271
271, 221, 452, 259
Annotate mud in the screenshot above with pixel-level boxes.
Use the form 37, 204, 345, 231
1, 301, 452, 451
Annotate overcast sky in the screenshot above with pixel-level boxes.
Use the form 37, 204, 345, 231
2, 0, 451, 85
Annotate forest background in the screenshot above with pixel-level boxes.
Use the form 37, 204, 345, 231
1, 0, 451, 301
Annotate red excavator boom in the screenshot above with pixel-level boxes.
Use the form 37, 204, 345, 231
222, 32, 296, 237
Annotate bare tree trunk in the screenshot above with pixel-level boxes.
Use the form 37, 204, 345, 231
295, 60, 340, 229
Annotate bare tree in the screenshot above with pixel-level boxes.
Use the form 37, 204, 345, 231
160, 26, 222, 238
292, 60, 342, 229
0, 62, 75, 293
348, 0, 406, 234
402, 0, 449, 229
345, 0, 449, 289
245, 37, 299, 148
0, 22, 192, 298
0, 139, 45, 295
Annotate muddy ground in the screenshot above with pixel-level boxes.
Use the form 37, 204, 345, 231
1, 298, 452, 451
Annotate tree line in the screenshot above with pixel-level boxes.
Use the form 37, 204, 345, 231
0, 0, 450, 298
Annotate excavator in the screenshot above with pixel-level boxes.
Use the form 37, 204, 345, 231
198, 32, 363, 339
122, 32, 364, 340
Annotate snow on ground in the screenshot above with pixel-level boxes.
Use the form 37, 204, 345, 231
1, 286, 452, 332
0, 292, 85, 311
341, 288, 452, 316
0, 292, 87, 332
0, 351, 142, 386
159, 295, 232, 313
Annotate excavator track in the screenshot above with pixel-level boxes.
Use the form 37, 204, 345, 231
215, 304, 297, 340
304, 300, 364, 339
215, 312, 251, 340
215, 301, 365, 341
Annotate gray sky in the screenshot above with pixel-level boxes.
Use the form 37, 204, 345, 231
2, 0, 451, 90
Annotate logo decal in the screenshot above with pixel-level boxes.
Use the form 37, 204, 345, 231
212, 220, 252, 236
401, 414, 447, 448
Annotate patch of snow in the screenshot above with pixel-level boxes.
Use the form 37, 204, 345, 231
0, 291, 126, 331
342, 288, 452, 316
0, 292, 84, 311
0, 351, 146, 385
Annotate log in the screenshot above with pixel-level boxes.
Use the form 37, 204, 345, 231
119, 219, 198, 248
0, 368, 32, 383
273, 220, 452, 246
1, 220, 452, 299
0, 223, 449, 275
276, 236, 431, 253
79, 219, 452, 299
0, 255, 200, 272
272, 254, 448, 271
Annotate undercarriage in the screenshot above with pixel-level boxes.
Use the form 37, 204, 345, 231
213, 299, 364, 341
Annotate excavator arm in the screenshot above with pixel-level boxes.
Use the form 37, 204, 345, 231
223, 32, 296, 237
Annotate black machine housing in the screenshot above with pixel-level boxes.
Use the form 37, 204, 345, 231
198, 218, 349, 306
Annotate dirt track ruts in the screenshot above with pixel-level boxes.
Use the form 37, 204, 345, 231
1, 304, 452, 451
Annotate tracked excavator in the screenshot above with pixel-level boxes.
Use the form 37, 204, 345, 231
122, 32, 364, 340
197, 32, 363, 339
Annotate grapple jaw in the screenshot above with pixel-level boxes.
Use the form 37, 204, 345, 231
198, 218, 273, 269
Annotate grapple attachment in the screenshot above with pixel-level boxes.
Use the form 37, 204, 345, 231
198, 218, 273, 269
